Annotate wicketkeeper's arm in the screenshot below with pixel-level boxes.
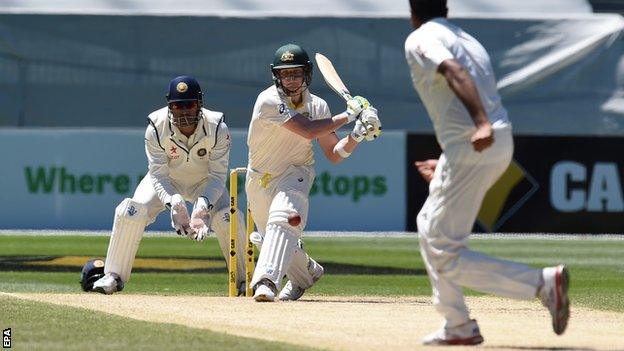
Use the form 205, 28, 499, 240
145, 126, 177, 205
199, 120, 230, 206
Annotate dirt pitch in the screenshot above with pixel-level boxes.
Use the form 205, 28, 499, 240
8, 293, 624, 350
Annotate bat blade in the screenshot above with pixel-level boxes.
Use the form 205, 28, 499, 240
315, 53, 352, 101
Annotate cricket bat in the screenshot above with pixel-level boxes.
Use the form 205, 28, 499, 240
315, 52, 374, 132
315, 52, 354, 102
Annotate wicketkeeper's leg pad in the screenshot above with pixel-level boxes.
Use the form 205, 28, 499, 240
105, 198, 148, 283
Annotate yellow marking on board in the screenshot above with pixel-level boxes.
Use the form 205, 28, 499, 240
477, 161, 525, 231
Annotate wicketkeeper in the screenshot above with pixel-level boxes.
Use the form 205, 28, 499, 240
89, 76, 247, 294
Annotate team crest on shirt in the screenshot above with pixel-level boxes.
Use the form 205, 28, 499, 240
302, 112, 310, 119
197, 148, 207, 157
278, 103, 286, 114
169, 145, 180, 159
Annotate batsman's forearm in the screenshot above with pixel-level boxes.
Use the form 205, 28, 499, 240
306, 113, 349, 139
445, 67, 489, 126
329, 135, 359, 164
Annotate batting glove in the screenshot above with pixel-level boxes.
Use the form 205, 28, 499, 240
359, 107, 382, 141
345, 96, 370, 122
350, 119, 367, 143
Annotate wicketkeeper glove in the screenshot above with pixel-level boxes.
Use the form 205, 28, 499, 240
168, 194, 192, 237
189, 196, 213, 242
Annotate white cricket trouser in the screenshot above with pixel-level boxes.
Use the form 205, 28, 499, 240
105, 175, 246, 283
246, 164, 318, 289
417, 128, 542, 328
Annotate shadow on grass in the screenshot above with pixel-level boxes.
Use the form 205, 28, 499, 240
297, 297, 431, 305
0, 255, 427, 276
486, 347, 596, 351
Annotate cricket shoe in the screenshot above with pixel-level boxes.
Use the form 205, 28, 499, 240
423, 319, 484, 346
253, 279, 277, 302
92, 273, 124, 295
539, 264, 570, 335
278, 261, 324, 301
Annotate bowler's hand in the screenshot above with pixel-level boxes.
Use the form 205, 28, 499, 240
415, 159, 438, 183
471, 123, 494, 152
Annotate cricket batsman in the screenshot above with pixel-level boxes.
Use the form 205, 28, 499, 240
246, 43, 382, 302
88, 75, 248, 294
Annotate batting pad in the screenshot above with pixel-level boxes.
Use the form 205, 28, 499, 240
286, 241, 317, 290
250, 222, 299, 290
272, 188, 310, 229
248, 233, 319, 289
105, 198, 148, 282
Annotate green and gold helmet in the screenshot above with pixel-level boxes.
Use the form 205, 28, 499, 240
270, 43, 313, 95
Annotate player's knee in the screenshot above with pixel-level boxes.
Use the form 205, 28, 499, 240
212, 205, 231, 224
267, 213, 303, 241
416, 209, 429, 234
115, 198, 148, 222
433, 252, 462, 278
268, 210, 301, 228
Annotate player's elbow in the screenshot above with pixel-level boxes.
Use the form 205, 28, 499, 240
439, 60, 467, 83
297, 128, 319, 140
303, 130, 317, 140
328, 155, 343, 164
449, 67, 470, 86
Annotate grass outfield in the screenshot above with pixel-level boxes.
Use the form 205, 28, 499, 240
1, 233, 623, 350
0, 294, 320, 351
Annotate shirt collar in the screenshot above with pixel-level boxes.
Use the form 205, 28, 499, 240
169, 115, 204, 145
284, 88, 311, 110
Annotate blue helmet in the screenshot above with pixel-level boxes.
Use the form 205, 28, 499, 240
166, 75, 203, 104
166, 75, 203, 127
80, 258, 105, 292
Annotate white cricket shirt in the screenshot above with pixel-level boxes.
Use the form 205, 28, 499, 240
145, 107, 230, 206
405, 18, 510, 149
247, 85, 331, 175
